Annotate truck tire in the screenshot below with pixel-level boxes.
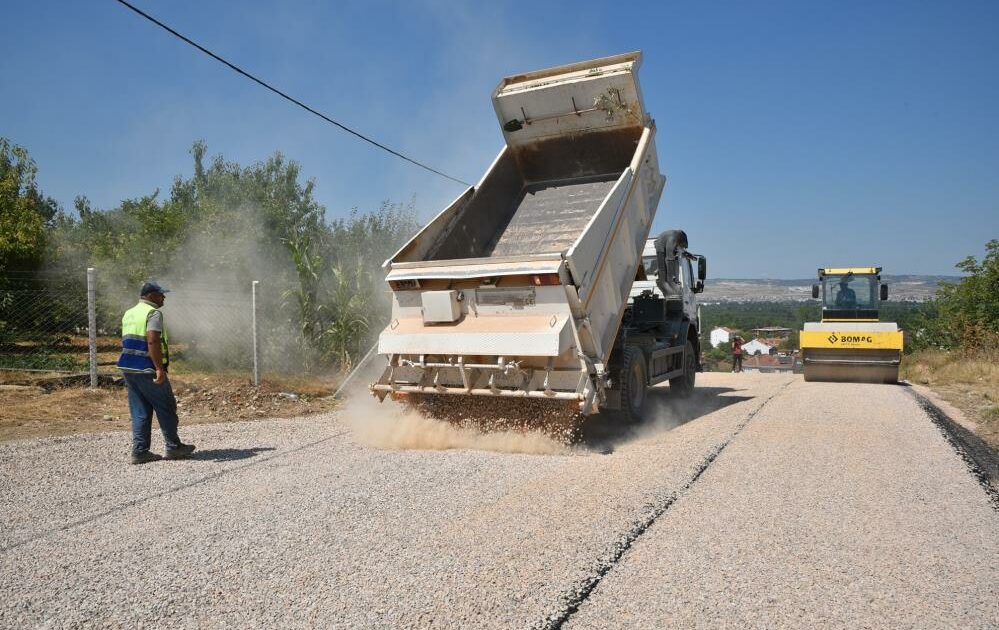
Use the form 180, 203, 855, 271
617, 346, 648, 424
669, 341, 696, 398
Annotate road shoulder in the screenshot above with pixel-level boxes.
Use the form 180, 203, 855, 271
907, 384, 999, 506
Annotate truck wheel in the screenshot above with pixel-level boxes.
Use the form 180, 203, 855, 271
670, 341, 696, 398
618, 346, 647, 424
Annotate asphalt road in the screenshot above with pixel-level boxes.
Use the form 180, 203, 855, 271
1, 373, 996, 628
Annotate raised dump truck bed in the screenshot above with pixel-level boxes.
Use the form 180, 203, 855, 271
488, 176, 618, 257
372, 52, 667, 414
388, 121, 646, 265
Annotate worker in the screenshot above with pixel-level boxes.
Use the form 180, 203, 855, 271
731, 335, 744, 373
835, 279, 857, 308
116, 281, 196, 465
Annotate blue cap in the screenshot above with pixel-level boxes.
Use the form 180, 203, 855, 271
140, 281, 171, 296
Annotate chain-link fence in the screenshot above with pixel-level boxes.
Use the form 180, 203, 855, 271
0, 269, 322, 385
0, 271, 92, 374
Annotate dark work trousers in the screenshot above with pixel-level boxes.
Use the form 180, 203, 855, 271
123, 372, 181, 454
732, 354, 743, 372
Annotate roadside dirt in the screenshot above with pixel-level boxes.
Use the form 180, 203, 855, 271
0, 371, 339, 443
910, 383, 999, 451
902, 350, 999, 452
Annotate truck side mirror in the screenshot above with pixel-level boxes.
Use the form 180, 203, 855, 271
880, 283, 888, 300
811, 284, 819, 299
691, 256, 706, 293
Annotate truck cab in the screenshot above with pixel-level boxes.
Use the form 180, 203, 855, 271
631, 237, 705, 324
604, 230, 706, 422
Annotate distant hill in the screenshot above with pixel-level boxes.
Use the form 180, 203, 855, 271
701, 275, 957, 303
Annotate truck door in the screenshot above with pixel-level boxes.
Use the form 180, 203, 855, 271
681, 258, 696, 319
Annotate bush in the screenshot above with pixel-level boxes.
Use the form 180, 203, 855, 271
933, 239, 999, 352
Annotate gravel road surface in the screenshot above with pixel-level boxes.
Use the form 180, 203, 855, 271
1, 373, 996, 628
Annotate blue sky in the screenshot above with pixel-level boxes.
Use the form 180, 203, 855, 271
3, 0, 997, 278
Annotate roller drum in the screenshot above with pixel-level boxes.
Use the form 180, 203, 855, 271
801, 348, 900, 384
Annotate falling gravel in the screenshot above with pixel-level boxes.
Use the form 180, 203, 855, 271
346, 391, 581, 455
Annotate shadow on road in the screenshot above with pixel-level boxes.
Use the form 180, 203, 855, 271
190, 447, 277, 462
579, 385, 754, 453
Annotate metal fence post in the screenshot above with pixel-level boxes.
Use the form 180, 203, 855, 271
252, 280, 261, 386
87, 267, 98, 388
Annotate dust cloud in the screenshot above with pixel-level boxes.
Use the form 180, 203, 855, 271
574, 383, 732, 452
338, 353, 725, 456
341, 386, 577, 456
88, 202, 314, 373
633, 394, 690, 438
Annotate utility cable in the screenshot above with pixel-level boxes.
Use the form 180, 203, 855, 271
113, 0, 471, 187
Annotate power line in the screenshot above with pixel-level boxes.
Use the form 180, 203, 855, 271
113, 0, 471, 187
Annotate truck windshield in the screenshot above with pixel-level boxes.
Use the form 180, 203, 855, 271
642, 256, 658, 277
822, 274, 876, 310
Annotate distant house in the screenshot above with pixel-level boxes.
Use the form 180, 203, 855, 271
710, 327, 736, 348
742, 338, 778, 355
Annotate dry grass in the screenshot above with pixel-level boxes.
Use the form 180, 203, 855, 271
0, 368, 342, 443
902, 349, 999, 451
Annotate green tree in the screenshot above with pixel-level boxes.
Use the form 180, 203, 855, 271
935, 239, 999, 351
48, 140, 419, 371
0, 138, 60, 271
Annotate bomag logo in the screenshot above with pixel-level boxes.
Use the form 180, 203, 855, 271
838, 335, 873, 343
827, 334, 838, 343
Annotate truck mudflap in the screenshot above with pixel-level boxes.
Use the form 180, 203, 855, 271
370, 354, 600, 413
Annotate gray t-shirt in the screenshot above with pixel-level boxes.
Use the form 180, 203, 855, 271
140, 299, 163, 333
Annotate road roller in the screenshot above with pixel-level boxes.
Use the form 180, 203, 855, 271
800, 267, 903, 383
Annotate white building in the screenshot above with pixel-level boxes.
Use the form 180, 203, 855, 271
742, 338, 777, 356
710, 326, 736, 348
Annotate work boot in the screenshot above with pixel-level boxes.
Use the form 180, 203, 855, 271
131, 451, 163, 465
165, 443, 196, 460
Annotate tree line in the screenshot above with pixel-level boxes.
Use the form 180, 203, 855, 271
4, 136, 995, 372
1, 137, 419, 372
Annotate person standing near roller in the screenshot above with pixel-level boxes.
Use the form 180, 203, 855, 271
117, 281, 195, 464
731, 335, 744, 373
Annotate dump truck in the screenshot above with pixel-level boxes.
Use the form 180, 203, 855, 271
370, 52, 706, 421
800, 267, 903, 383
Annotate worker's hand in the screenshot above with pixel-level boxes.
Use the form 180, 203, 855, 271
154, 369, 167, 385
